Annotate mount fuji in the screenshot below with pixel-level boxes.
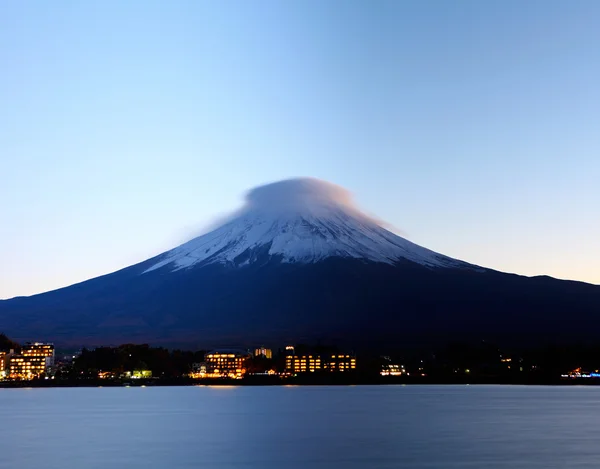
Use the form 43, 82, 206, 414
1, 178, 599, 348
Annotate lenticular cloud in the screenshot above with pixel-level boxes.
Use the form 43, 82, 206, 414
243, 178, 356, 213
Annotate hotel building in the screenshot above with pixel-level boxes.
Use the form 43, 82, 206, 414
285, 350, 356, 374
189, 362, 208, 378
9, 343, 55, 380
22, 342, 55, 366
0, 351, 8, 379
286, 354, 322, 373
9, 355, 48, 379
323, 354, 357, 372
380, 363, 406, 376
204, 350, 251, 379
380, 356, 407, 376
254, 347, 273, 359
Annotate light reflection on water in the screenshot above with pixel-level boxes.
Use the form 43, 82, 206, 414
1, 385, 599, 469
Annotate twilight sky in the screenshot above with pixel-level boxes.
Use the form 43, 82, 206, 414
1, 0, 599, 299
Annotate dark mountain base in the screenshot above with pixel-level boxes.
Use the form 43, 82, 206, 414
1, 258, 599, 348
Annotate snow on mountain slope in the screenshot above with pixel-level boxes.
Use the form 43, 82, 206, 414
144, 178, 471, 273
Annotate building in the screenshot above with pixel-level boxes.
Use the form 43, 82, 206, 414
0, 351, 8, 379
380, 363, 406, 376
254, 347, 273, 359
322, 354, 357, 372
189, 362, 208, 378
9, 343, 54, 380
285, 352, 356, 374
380, 364, 406, 376
23, 343, 55, 366
286, 354, 322, 373
9, 355, 48, 380
204, 350, 251, 379
380, 356, 407, 376
120, 370, 152, 379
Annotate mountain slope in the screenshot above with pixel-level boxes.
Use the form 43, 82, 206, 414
1, 178, 598, 348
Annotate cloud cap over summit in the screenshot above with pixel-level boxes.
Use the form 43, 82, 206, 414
243, 177, 356, 213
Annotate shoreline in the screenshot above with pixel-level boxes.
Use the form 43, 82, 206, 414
1, 376, 597, 388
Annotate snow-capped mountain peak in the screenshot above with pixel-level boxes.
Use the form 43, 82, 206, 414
144, 178, 469, 273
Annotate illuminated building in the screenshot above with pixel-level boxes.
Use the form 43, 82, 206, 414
286, 355, 322, 373
323, 354, 357, 372
204, 350, 251, 379
23, 343, 55, 366
9, 355, 48, 380
189, 362, 208, 378
0, 351, 8, 379
285, 352, 356, 374
9, 343, 54, 380
381, 363, 406, 376
380, 356, 407, 376
254, 347, 273, 359
121, 370, 152, 379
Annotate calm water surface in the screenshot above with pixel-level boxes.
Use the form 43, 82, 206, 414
1, 385, 599, 468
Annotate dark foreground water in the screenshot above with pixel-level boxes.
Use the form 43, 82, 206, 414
1, 385, 599, 468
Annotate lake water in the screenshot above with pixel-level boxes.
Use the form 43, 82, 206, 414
1, 385, 599, 468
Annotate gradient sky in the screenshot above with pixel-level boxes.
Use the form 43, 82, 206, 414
2, 0, 599, 299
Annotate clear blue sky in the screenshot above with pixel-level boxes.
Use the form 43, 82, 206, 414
1, 0, 599, 299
